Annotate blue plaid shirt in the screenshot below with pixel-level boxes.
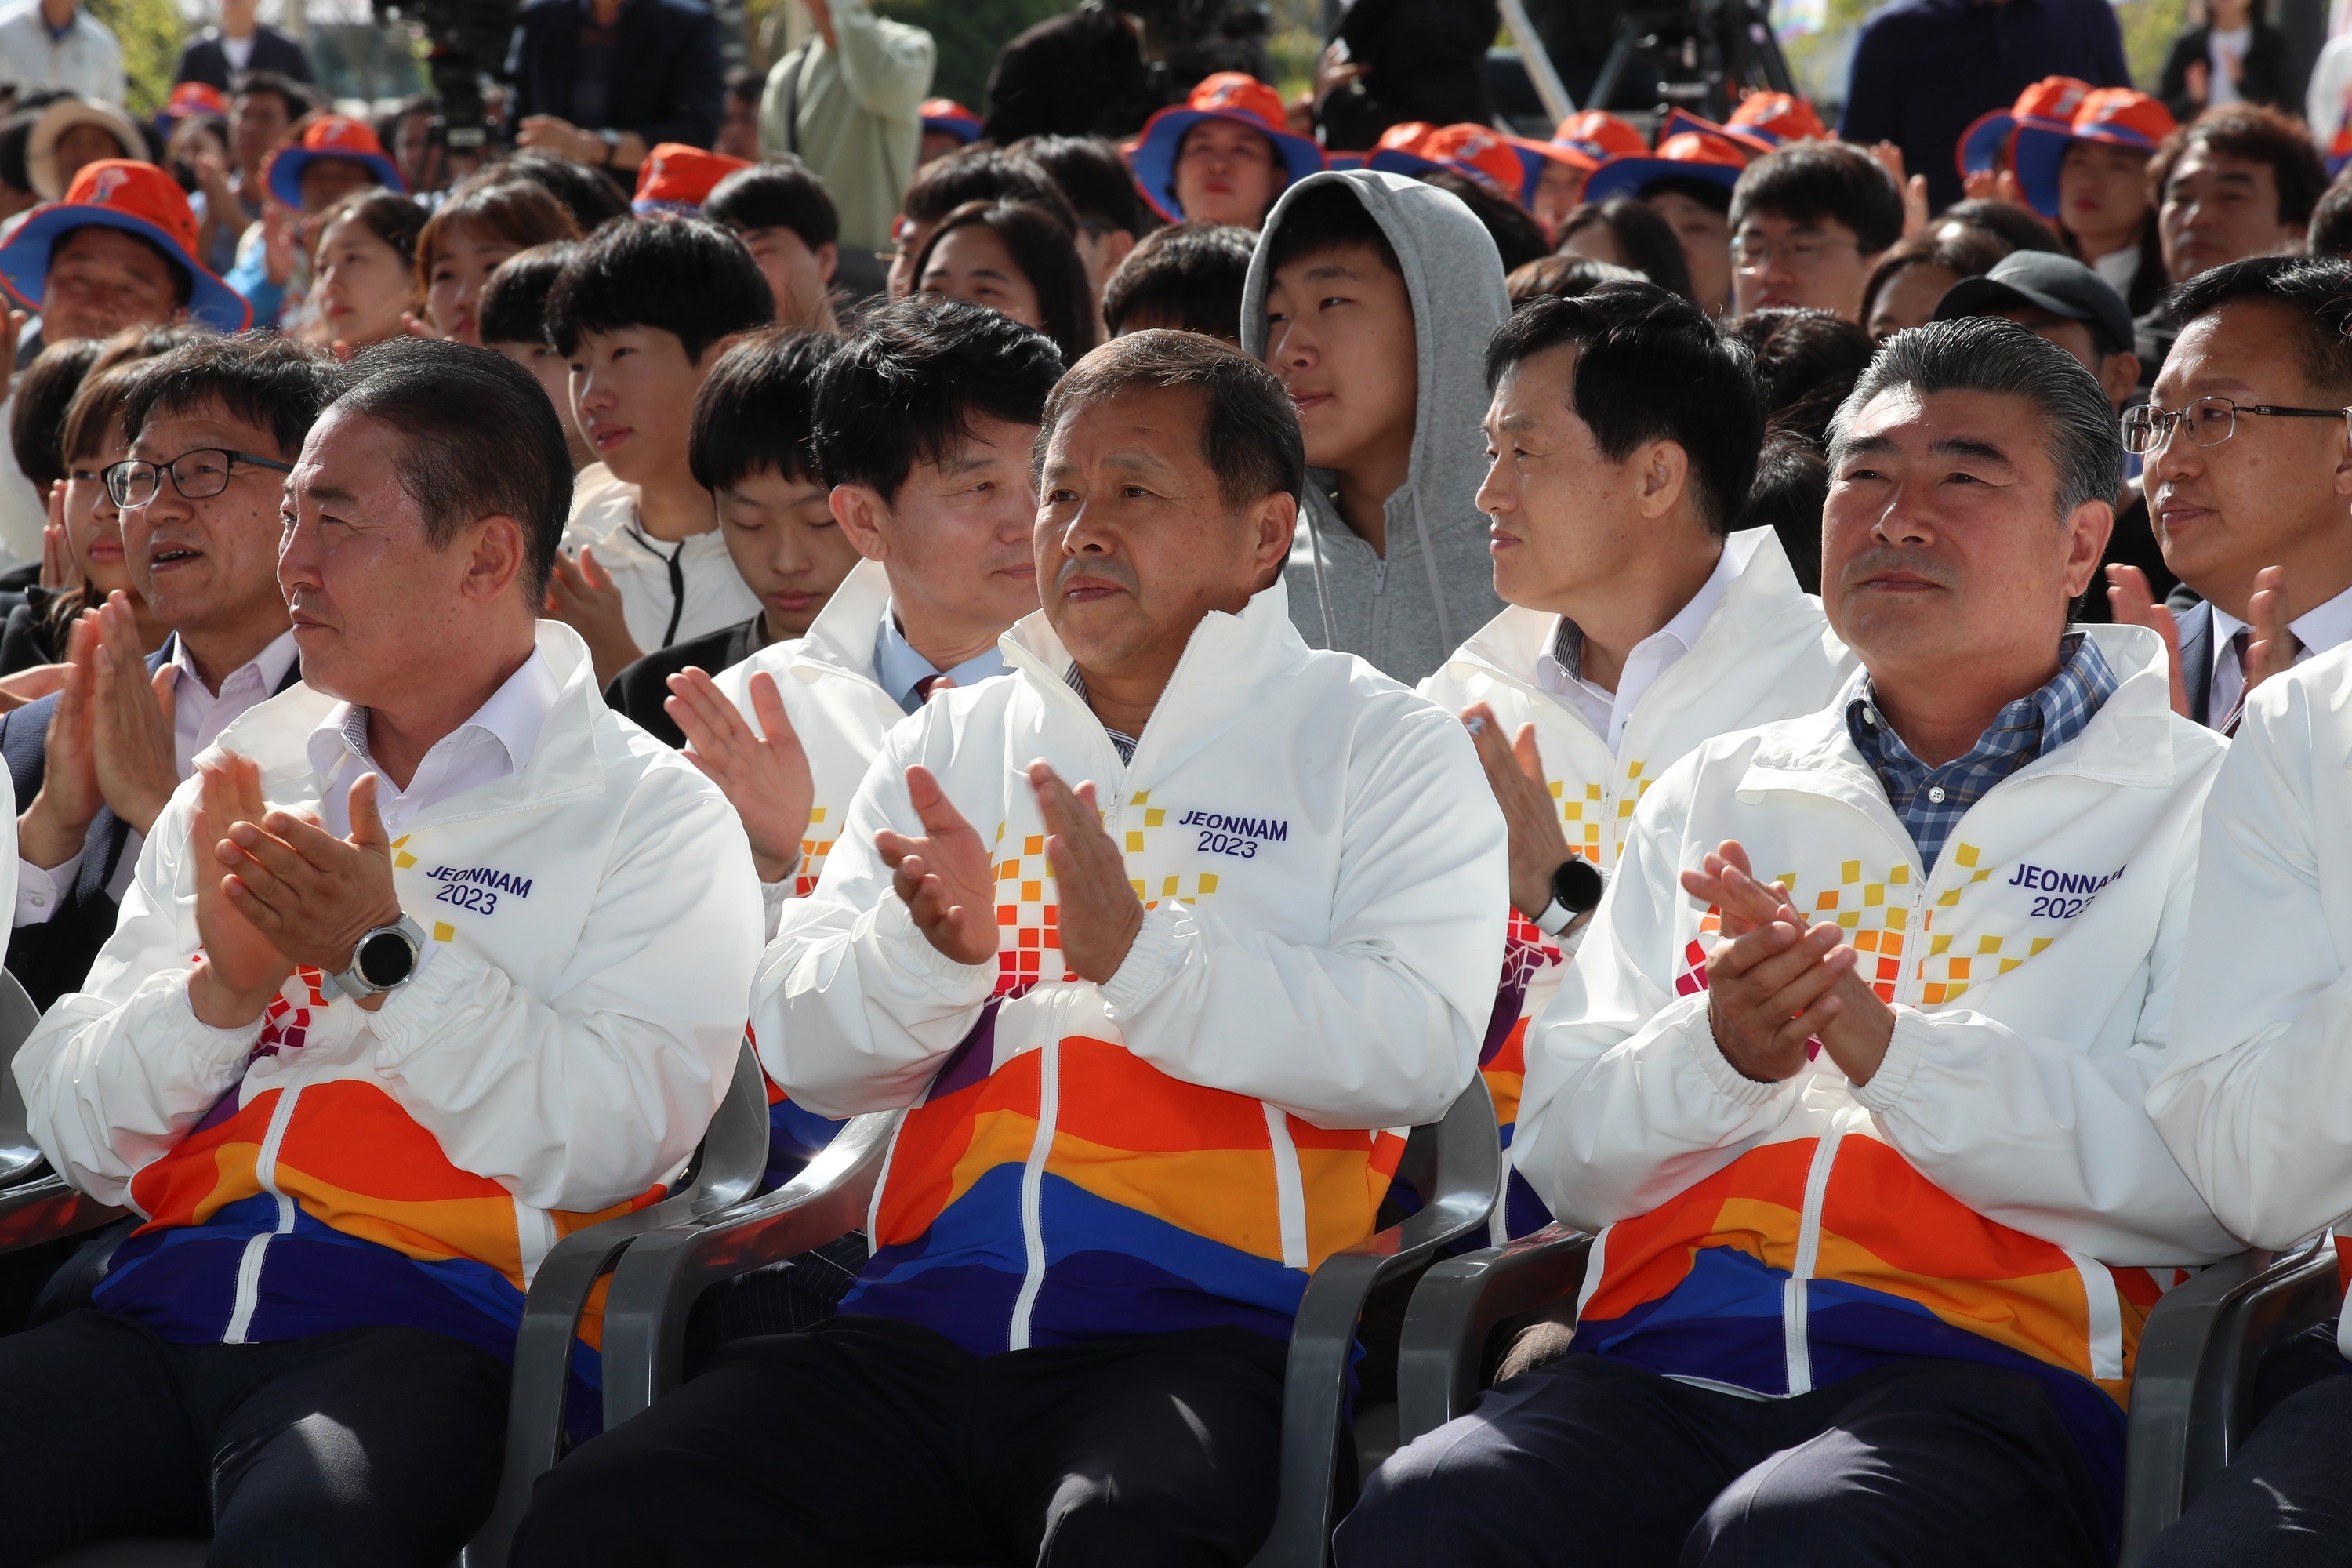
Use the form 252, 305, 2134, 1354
1846, 633, 2119, 872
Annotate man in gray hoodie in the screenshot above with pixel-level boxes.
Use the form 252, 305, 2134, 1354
1243, 169, 1509, 684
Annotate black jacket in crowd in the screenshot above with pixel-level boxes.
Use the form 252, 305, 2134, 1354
603, 615, 764, 750
173, 24, 314, 90
982, 2, 1161, 145
506, 0, 724, 149
1318, 0, 1499, 151
2158, 21, 2304, 125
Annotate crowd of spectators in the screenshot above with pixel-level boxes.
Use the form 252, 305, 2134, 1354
0, 1, 2343, 1564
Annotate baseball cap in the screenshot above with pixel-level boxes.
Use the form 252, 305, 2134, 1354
1581, 130, 1755, 204
0, 158, 252, 332
1955, 76, 2092, 180
635, 143, 751, 215
1932, 249, 2135, 358
1552, 111, 1646, 165
1126, 72, 1326, 223
2011, 89, 2177, 219
264, 114, 405, 208
1727, 93, 1828, 146
1369, 122, 1530, 204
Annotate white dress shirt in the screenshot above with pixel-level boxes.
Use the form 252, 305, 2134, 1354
871, 600, 1012, 714
2209, 580, 2352, 729
2092, 245, 2140, 303
1534, 535, 1744, 753
303, 647, 564, 841
14, 629, 299, 927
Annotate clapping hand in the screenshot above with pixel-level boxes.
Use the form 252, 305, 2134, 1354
89, 591, 176, 835
876, 765, 997, 965
213, 772, 405, 1008
1030, 761, 1142, 984
2241, 564, 2296, 700
1461, 703, 1573, 921
668, 667, 814, 884
187, 753, 293, 1027
2107, 563, 2191, 718
545, 546, 641, 690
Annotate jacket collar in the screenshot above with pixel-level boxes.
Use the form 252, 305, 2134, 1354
1000, 576, 1312, 778
787, 557, 893, 685
1446, 527, 1816, 713
1738, 623, 2182, 818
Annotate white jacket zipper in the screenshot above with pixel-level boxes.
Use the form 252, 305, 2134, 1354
223, 1082, 303, 1344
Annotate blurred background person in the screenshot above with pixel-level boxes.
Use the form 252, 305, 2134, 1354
1552, 197, 1696, 300
760, 0, 933, 303
510, 0, 724, 180
1581, 130, 1751, 314
715, 64, 762, 160
173, 0, 311, 92
2011, 88, 2175, 314
1011, 134, 1147, 327
705, 159, 840, 332
884, 143, 1074, 298
24, 95, 138, 201
0, 0, 123, 107
479, 242, 597, 474
913, 198, 1097, 369
309, 189, 423, 358
1315, 0, 1499, 151
1859, 226, 2011, 339
917, 96, 981, 165
2159, 0, 2297, 122
412, 178, 579, 347
1506, 253, 1646, 304
1128, 72, 1323, 230
1100, 220, 1253, 341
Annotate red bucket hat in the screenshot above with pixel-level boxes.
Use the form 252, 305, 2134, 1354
1956, 75, 2092, 180
265, 114, 405, 207
633, 143, 753, 214
1126, 72, 1327, 223
1581, 129, 1756, 204
2011, 89, 2177, 218
0, 158, 252, 332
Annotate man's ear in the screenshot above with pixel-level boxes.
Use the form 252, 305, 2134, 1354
462, 513, 528, 604
2099, 350, 2142, 412
1249, 491, 1298, 590
1635, 438, 1690, 520
831, 483, 889, 563
2061, 498, 2115, 600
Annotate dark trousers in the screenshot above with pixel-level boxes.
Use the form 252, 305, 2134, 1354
511, 1312, 1289, 1567
0, 1308, 510, 1568
2145, 1341, 2352, 1567
1338, 1354, 2108, 1568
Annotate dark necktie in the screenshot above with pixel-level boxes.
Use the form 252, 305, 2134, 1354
2220, 626, 2302, 736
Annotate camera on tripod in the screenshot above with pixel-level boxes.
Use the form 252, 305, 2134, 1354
371, 0, 517, 155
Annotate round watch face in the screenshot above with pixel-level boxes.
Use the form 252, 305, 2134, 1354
357, 928, 415, 988
1553, 855, 1605, 914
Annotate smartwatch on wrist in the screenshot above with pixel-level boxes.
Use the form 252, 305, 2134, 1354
1533, 856, 1605, 937
327, 915, 426, 1000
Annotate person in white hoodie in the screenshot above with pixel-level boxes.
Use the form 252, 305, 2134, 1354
1422, 281, 1855, 1239
2142, 649, 2352, 1566
511, 329, 1507, 1566
657, 296, 1063, 1192
0, 340, 761, 1564
1343, 317, 2236, 1567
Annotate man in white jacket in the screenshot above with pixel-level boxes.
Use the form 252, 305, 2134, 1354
1423, 282, 1854, 1238
2142, 644, 2352, 1566
0, 340, 761, 1565
1344, 318, 2235, 1567
512, 330, 1507, 1565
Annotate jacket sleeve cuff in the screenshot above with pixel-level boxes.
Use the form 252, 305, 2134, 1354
1694, 1000, 1799, 1107
875, 891, 996, 988
1852, 1007, 1929, 1113
365, 933, 488, 1067
162, 971, 267, 1066
14, 852, 75, 927
1099, 904, 1180, 1016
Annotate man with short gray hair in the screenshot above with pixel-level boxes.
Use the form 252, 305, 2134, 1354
1341, 318, 2235, 1567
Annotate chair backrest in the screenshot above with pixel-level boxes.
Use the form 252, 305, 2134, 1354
0, 968, 48, 1186
685, 1040, 776, 1218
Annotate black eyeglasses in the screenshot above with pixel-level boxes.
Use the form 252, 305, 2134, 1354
2121, 396, 2352, 456
103, 448, 296, 508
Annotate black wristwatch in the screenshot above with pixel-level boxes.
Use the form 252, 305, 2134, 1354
328, 915, 426, 1000
1534, 856, 1605, 936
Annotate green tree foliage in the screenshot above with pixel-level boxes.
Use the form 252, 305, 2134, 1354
89, 0, 183, 117
2118, 0, 2187, 92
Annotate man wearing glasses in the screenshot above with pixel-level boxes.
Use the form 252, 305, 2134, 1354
1727, 141, 1907, 324
5, 335, 332, 1004
2107, 256, 2352, 730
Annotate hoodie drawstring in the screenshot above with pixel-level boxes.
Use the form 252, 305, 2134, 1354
1412, 490, 1454, 656
1305, 499, 1338, 650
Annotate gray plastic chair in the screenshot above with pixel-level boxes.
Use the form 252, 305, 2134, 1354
0, 969, 129, 1254
28, 1040, 773, 1568
2115, 1239, 2342, 1566
1396, 1226, 2349, 1568
584, 1074, 1504, 1568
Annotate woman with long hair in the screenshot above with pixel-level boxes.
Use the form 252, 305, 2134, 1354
913, 199, 1098, 368
310, 188, 427, 356
412, 177, 580, 347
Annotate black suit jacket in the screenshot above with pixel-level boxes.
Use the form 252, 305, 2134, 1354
173, 25, 314, 91
603, 615, 760, 749
2, 640, 301, 1010
506, 0, 723, 149
2159, 23, 2303, 124
2172, 593, 2217, 729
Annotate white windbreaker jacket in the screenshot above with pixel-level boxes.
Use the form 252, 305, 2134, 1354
14, 621, 762, 1361
564, 468, 761, 654
1418, 528, 1853, 1232
752, 579, 1508, 1355
2147, 641, 2352, 1352
1515, 624, 2235, 1494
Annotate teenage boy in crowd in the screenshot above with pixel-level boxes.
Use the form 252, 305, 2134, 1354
514, 326, 1506, 1568
667, 298, 1061, 920
2108, 257, 2352, 728
1, 339, 760, 1565
704, 159, 842, 332
885, 145, 1076, 299
1010, 134, 1146, 327
2143, 623, 2352, 1564
604, 327, 858, 746
546, 216, 776, 689
1102, 221, 1256, 343
1422, 283, 1853, 1239
477, 242, 593, 474
8, 335, 325, 1010
1244, 170, 1509, 684
1344, 318, 2237, 1565
1729, 140, 1906, 323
